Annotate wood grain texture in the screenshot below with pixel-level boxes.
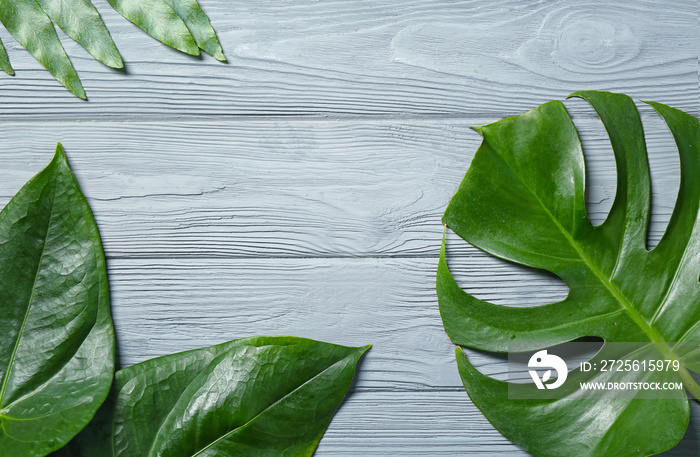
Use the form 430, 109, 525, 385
0, 111, 684, 259
315, 391, 700, 456
88, 253, 700, 456
104, 256, 570, 388
0, 109, 691, 454
0, 0, 696, 118
316, 391, 532, 456
1, 0, 698, 455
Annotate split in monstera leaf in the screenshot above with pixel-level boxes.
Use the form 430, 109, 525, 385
438, 91, 700, 456
0, 146, 369, 457
0, 0, 225, 99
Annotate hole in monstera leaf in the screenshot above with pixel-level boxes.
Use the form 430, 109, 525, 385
566, 97, 616, 227
464, 336, 604, 383
566, 97, 681, 251
638, 103, 681, 251
460, 346, 510, 381
444, 230, 569, 308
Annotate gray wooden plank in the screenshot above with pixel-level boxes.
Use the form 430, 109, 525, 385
0, 0, 696, 455
0, 110, 682, 259
316, 391, 529, 456
105, 255, 570, 389
0, 0, 696, 118
118, 249, 700, 454
316, 391, 700, 456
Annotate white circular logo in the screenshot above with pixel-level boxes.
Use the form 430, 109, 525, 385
528, 350, 568, 389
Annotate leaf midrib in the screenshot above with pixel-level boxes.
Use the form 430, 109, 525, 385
488, 145, 664, 344
485, 146, 700, 393
557, 219, 664, 343
5, 1, 50, 52
0, 182, 56, 413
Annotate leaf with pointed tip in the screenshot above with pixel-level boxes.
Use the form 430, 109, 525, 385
438, 90, 700, 456
36, 0, 123, 68
163, 0, 225, 60
106, 0, 199, 56
0, 0, 85, 98
0, 0, 224, 97
0, 36, 13, 75
53, 336, 369, 457
0, 144, 114, 456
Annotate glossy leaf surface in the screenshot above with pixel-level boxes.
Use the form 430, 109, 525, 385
0, 145, 114, 456
55, 336, 369, 457
0, 0, 224, 98
438, 91, 700, 456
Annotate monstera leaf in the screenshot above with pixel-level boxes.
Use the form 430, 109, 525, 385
437, 91, 700, 456
0, 0, 224, 99
0, 145, 115, 456
54, 336, 370, 457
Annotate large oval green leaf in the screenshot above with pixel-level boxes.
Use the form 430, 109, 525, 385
56, 336, 369, 456
438, 91, 700, 456
0, 145, 115, 456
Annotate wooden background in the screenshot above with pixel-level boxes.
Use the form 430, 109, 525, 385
1, 0, 698, 455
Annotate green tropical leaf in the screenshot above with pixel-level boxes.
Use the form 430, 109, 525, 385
0, 0, 224, 97
0, 0, 85, 98
105, 0, 198, 56
53, 337, 369, 457
163, 0, 225, 61
36, 0, 123, 68
0, 144, 115, 456
0, 36, 14, 75
437, 90, 700, 456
